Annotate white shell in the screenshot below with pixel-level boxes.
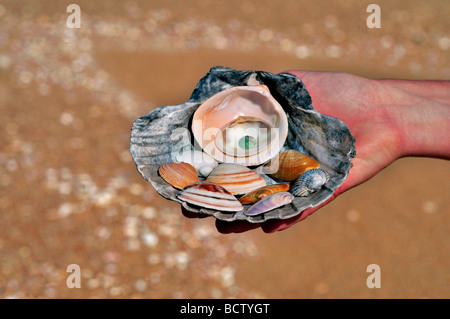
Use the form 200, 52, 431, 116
192, 85, 288, 166
245, 192, 294, 216
175, 150, 218, 177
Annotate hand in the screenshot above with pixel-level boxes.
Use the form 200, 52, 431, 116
184, 71, 450, 233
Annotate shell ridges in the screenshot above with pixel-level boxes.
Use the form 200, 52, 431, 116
206, 163, 266, 195
158, 162, 199, 190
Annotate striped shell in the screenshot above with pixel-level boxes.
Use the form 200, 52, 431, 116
206, 163, 266, 195
245, 192, 294, 216
239, 184, 290, 204
158, 162, 199, 190
291, 169, 329, 197
177, 181, 243, 212
175, 150, 218, 178
266, 150, 319, 181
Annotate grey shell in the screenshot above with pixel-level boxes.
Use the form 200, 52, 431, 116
130, 66, 356, 223
291, 168, 330, 197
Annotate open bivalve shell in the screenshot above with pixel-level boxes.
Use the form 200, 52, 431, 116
192, 85, 288, 166
130, 66, 356, 223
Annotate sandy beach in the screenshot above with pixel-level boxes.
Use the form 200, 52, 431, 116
0, 0, 448, 298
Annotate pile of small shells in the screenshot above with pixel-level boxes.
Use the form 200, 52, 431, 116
159, 149, 329, 217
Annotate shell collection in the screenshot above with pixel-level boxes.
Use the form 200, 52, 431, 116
130, 67, 356, 223
245, 192, 294, 216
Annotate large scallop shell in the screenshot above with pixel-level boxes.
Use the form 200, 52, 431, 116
177, 181, 243, 212
266, 150, 319, 182
206, 163, 266, 195
245, 192, 294, 216
158, 162, 199, 190
239, 184, 290, 204
130, 66, 356, 223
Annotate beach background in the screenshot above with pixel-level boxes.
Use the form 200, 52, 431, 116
0, 0, 448, 298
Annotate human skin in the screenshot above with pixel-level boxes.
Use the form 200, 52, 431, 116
183, 71, 450, 233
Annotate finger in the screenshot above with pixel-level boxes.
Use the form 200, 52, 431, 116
216, 219, 261, 234
181, 206, 210, 219
261, 210, 307, 233
261, 194, 337, 233
333, 158, 367, 196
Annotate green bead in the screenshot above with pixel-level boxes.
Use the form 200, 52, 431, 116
239, 136, 256, 149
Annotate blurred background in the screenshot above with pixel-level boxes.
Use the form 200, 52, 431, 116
0, 0, 448, 298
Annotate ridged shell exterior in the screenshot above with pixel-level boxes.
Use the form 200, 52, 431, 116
267, 150, 319, 181
177, 181, 243, 212
158, 162, 199, 190
239, 184, 290, 204
245, 192, 294, 216
206, 164, 266, 195
291, 169, 329, 197
130, 66, 356, 223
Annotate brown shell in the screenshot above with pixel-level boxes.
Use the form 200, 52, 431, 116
158, 162, 199, 190
239, 184, 290, 204
266, 150, 319, 182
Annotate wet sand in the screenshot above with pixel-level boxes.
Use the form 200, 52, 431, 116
0, 0, 448, 298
